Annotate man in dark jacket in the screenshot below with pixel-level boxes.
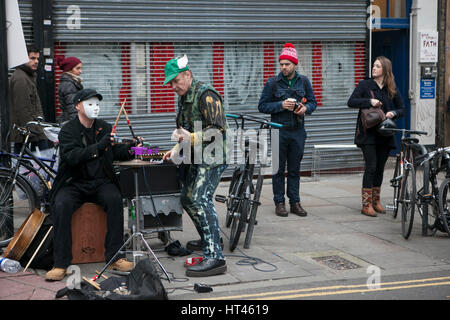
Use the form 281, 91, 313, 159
8, 45, 49, 153
258, 43, 317, 217
45, 89, 138, 281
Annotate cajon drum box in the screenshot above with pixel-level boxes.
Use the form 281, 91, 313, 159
71, 203, 106, 264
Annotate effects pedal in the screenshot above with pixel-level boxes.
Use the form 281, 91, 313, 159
194, 283, 213, 293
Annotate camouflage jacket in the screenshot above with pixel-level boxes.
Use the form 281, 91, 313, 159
175, 78, 228, 167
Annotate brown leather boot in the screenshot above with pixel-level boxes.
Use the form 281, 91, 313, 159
275, 203, 288, 217
361, 188, 377, 217
290, 202, 307, 217
372, 187, 386, 214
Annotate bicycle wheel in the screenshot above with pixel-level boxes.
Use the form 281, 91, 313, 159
229, 180, 250, 252
437, 178, 450, 235
243, 168, 263, 249
0, 169, 38, 245
226, 166, 242, 228
414, 159, 431, 236
391, 155, 401, 219
399, 166, 416, 239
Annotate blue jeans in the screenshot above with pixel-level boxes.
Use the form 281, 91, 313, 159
272, 128, 306, 205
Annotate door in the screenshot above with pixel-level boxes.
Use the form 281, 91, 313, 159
372, 29, 410, 155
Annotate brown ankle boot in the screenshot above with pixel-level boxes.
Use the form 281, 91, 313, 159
361, 188, 377, 217
372, 187, 386, 214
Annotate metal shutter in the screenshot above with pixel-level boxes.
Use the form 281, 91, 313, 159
51, 1, 367, 174
52, 0, 366, 41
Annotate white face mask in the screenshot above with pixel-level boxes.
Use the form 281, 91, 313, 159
83, 97, 100, 119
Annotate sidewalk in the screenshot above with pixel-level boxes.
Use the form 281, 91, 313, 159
1, 167, 450, 300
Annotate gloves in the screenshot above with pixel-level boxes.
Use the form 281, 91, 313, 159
97, 133, 112, 151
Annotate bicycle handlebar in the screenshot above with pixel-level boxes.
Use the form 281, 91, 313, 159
226, 113, 283, 128
26, 117, 60, 129
416, 146, 450, 166
382, 128, 428, 136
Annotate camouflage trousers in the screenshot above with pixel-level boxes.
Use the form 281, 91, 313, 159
180, 163, 227, 260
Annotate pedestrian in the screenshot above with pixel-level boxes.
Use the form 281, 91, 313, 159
8, 45, 50, 153
347, 56, 406, 217
45, 88, 141, 281
162, 55, 228, 277
258, 43, 317, 217
56, 56, 83, 122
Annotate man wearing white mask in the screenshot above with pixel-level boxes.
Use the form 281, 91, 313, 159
46, 89, 139, 281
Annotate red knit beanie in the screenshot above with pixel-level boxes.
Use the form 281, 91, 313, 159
279, 43, 298, 65
56, 56, 82, 72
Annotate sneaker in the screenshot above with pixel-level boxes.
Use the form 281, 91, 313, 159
107, 258, 134, 272
45, 268, 67, 281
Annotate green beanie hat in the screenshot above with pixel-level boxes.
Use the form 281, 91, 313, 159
163, 54, 189, 86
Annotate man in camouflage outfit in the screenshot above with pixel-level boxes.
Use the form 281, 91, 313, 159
163, 55, 228, 277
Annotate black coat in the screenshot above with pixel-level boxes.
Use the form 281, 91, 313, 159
58, 73, 83, 122
50, 117, 133, 204
347, 78, 406, 149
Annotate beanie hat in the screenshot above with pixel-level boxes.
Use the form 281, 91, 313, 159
278, 43, 298, 65
56, 56, 82, 72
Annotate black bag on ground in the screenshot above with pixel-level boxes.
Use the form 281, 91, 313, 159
56, 258, 168, 300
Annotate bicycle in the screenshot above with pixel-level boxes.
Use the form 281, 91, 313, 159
384, 128, 427, 239
415, 146, 450, 236
0, 119, 60, 246
215, 113, 282, 251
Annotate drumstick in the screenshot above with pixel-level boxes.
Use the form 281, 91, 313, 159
121, 105, 144, 145
121, 105, 137, 140
112, 99, 127, 133
23, 226, 53, 272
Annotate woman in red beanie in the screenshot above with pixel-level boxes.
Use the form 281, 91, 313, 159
56, 56, 83, 122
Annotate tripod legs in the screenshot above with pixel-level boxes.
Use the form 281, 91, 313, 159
96, 232, 171, 282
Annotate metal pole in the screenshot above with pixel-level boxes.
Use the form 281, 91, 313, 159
0, 0, 10, 153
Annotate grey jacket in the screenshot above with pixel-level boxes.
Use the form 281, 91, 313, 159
58, 72, 83, 122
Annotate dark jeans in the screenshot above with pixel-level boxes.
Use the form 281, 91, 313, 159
273, 128, 306, 205
52, 182, 125, 268
360, 144, 391, 188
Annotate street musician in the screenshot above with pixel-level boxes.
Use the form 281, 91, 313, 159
45, 89, 142, 281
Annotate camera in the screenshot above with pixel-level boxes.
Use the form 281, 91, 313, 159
287, 98, 306, 112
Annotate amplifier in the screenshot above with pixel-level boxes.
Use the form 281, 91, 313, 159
117, 163, 181, 198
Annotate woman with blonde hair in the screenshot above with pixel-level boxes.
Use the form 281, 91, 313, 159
348, 56, 406, 217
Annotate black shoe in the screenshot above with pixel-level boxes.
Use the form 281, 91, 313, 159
186, 238, 224, 251
186, 259, 227, 277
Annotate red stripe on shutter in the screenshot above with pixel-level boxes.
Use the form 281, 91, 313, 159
354, 41, 366, 87
150, 43, 175, 113
120, 43, 132, 113
213, 43, 224, 96
53, 44, 66, 118
312, 42, 322, 107
263, 42, 275, 84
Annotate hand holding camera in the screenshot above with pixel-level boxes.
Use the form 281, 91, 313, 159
284, 97, 307, 116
